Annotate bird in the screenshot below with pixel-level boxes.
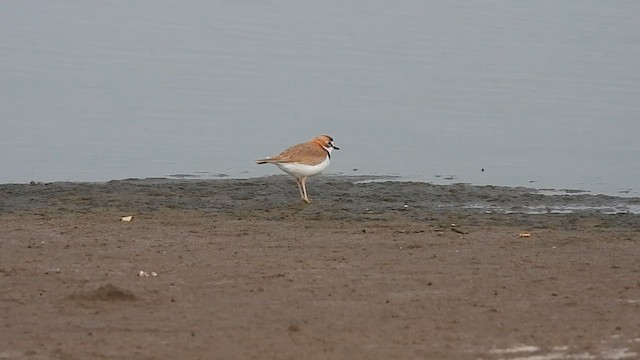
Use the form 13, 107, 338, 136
256, 135, 339, 203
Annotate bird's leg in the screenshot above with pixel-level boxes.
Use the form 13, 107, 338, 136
301, 177, 310, 203
295, 178, 305, 201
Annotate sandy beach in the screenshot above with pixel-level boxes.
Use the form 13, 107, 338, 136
1, 176, 639, 359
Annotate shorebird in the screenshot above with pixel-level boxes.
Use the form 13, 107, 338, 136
256, 135, 339, 203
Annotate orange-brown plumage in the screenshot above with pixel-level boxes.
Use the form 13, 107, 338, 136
256, 135, 335, 165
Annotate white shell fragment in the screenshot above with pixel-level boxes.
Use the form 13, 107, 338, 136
137, 270, 158, 277
121, 216, 133, 222
519, 233, 531, 238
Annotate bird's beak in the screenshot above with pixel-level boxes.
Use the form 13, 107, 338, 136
332, 145, 340, 150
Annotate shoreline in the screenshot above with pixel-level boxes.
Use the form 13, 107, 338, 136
2, 172, 639, 199
2, 175, 639, 217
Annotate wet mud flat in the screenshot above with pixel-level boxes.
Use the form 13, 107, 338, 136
1, 176, 639, 359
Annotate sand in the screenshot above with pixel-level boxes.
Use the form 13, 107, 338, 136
1, 176, 639, 359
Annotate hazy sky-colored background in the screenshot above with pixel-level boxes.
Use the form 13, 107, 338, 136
1, 1, 639, 196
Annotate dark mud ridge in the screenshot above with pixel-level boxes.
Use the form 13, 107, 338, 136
1, 175, 639, 220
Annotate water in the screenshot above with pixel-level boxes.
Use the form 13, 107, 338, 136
2, 2, 639, 196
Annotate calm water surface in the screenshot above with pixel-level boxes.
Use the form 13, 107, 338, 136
1, 2, 639, 196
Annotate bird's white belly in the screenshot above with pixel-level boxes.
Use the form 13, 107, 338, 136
276, 157, 330, 177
